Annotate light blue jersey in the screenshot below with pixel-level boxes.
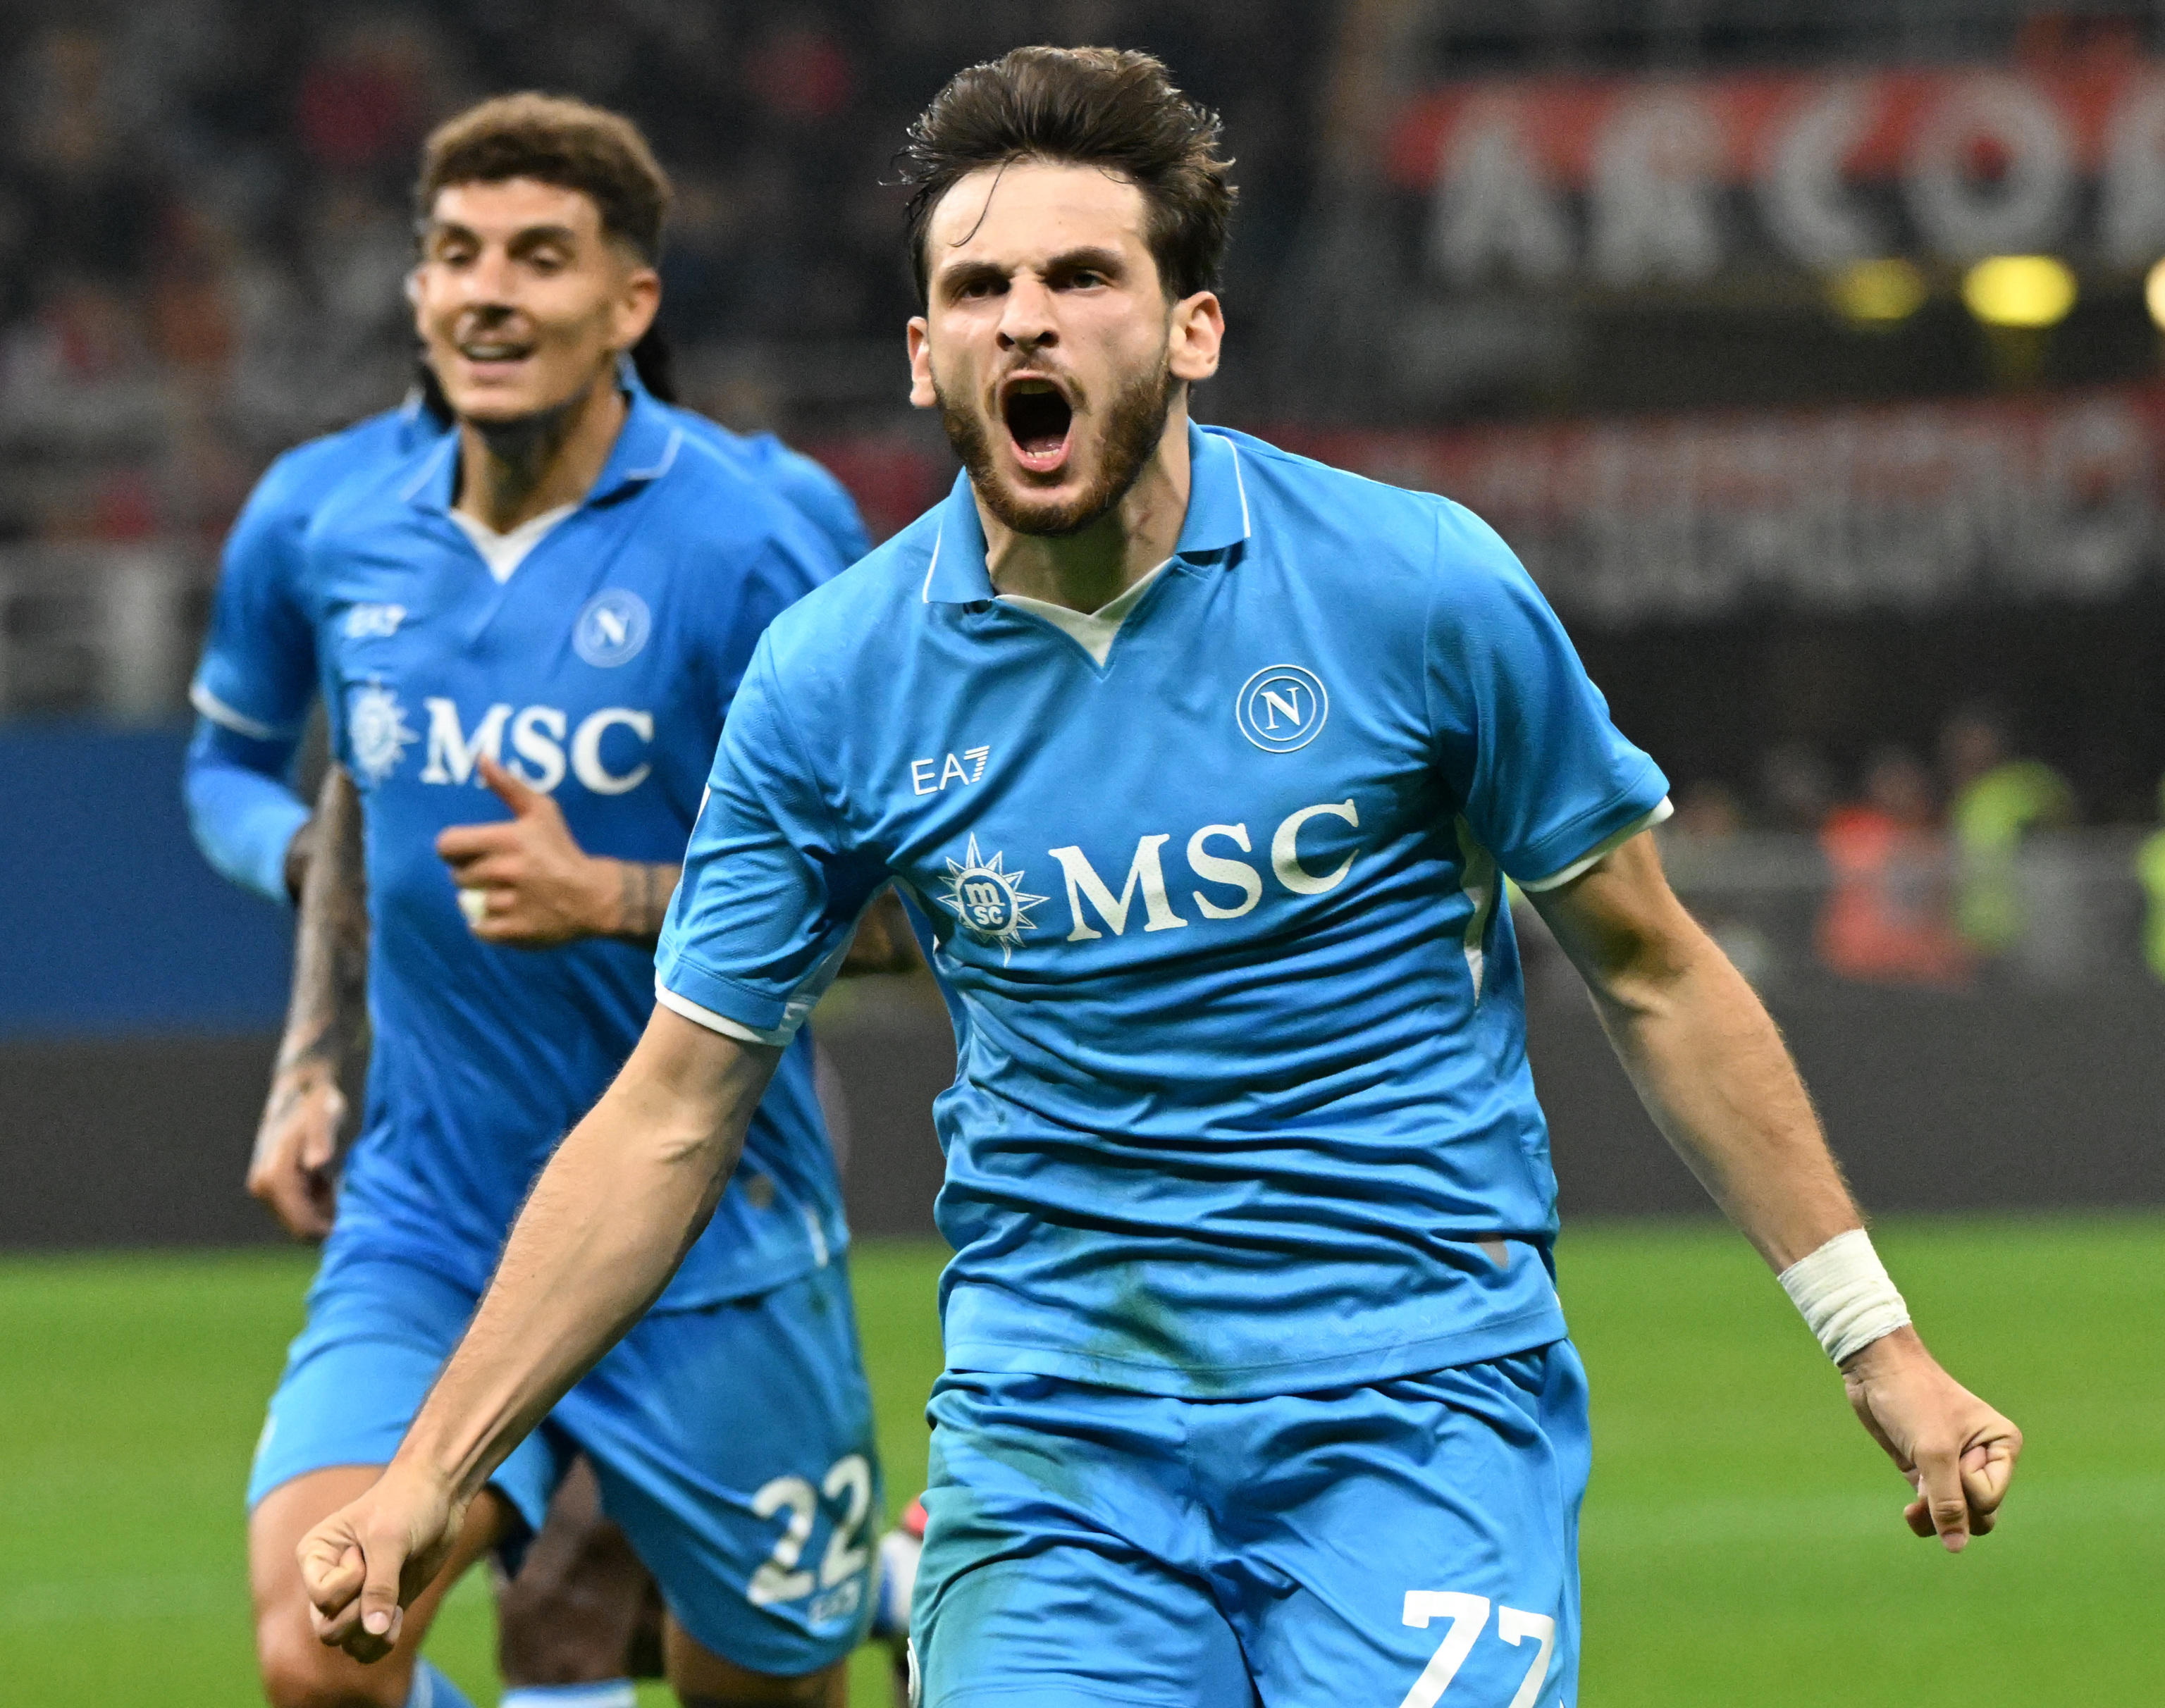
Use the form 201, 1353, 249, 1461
302, 385, 849, 1308
185, 397, 443, 902
185, 373, 866, 905
659, 422, 1669, 1397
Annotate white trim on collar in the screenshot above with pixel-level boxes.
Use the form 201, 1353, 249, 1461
622, 425, 684, 483
920, 522, 944, 604
398, 435, 457, 505
1218, 431, 1254, 540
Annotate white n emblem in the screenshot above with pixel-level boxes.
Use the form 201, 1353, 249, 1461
1235, 664, 1330, 753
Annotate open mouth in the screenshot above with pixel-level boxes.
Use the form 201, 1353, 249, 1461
1001, 378, 1075, 475
457, 338, 534, 371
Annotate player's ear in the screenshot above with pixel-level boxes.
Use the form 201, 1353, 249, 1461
616, 263, 662, 350
1167, 290, 1223, 385
405, 266, 426, 338
907, 317, 937, 409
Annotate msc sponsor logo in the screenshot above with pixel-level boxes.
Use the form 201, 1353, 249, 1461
346, 683, 417, 784
934, 835, 1047, 962
1235, 664, 1328, 753
937, 798, 1362, 953
574, 589, 652, 667
415, 698, 655, 795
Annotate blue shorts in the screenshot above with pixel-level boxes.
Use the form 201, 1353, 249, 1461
249, 1250, 882, 1676
913, 1344, 1589, 1707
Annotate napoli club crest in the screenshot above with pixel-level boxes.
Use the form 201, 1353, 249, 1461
574, 589, 652, 667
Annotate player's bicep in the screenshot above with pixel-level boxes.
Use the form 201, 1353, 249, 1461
193, 477, 319, 741
1426, 502, 1668, 885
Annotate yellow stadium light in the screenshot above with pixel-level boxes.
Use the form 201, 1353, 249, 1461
1827, 258, 1928, 325
2145, 257, 2165, 330
1960, 255, 2077, 328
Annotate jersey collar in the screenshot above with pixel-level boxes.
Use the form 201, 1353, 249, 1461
400, 381, 684, 514
920, 420, 1254, 605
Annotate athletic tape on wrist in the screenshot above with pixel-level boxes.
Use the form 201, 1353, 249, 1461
1777, 1228, 1911, 1364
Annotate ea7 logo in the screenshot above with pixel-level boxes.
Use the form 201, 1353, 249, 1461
344, 602, 407, 639
911, 746, 992, 796
418, 698, 655, 795
1046, 799, 1361, 943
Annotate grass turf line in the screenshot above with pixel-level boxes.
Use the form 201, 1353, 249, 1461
0, 1217, 2154, 1704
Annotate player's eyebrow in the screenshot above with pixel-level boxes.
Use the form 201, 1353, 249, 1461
505, 224, 580, 255
935, 245, 1129, 299
1043, 245, 1125, 280
422, 220, 581, 254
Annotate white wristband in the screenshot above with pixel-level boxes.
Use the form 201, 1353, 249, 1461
1777, 1229, 1911, 1365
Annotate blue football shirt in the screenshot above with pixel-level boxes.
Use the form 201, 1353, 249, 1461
302, 387, 849, 1308
658, 423, 1670, 1396
187, 371, 867, 904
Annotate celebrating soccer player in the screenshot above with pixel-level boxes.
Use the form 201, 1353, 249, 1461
209, 94, 905, 1708
296, 49, 2021, 1707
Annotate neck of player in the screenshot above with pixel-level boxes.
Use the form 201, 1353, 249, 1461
455, 367, 627, 533
980, 395, 1192, 614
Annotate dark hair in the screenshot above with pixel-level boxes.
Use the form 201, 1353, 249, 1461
416, 92, 672, 262
898, 47, 1235, 307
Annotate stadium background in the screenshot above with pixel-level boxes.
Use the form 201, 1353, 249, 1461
0, 1, 2159, 1702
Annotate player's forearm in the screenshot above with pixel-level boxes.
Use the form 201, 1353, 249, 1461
1584, 922, 1859, 1270
274, 766, 369, 1087
395, 1010, 777, 1504
1534, 836, 1859, 1271
600, 859, 680, 948
183, 719, 311, 905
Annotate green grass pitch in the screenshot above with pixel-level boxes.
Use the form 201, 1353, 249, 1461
1, 1216, 2157, 1704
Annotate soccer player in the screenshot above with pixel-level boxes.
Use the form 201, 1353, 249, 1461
187, 333, 892, 1708
239, 94, 890, 1708
295, 49, 2022, 1707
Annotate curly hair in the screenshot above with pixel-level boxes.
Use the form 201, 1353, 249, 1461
897, 46, 1236, 306
416, 92, 671, 261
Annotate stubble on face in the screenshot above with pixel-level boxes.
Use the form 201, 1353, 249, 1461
937, 353, 1178, 538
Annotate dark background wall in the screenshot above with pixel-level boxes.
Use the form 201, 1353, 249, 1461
7, 982, 2159, 1251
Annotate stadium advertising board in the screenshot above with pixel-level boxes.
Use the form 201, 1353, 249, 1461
1287, 383, 2159, 622
1386, 51, 2165, 287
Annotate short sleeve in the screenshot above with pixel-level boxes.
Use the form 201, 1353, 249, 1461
1424, 500, 1669, 885
190, 455, 321, 740
689, 499, 847, 729
655, 636, 888, 1044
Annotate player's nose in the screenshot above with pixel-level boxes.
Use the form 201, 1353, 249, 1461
995, 277, 1057, 350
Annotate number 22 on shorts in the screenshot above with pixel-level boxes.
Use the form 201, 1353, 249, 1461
1398, 1591, 1557, 1708
747, 1452, 875, 1609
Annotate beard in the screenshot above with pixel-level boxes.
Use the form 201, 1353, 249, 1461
937, 355, 1178, 538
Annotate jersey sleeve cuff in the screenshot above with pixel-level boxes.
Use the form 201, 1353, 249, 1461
653, 980, 797, 1046
190, 680, 296, 743
1518, 796, 1674, 892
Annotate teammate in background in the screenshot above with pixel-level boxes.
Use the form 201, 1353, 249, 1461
233, 94, 889, 1708
183, 111, 913, 1708
295, 50, 2021, 1708
184, 206, 893, 1708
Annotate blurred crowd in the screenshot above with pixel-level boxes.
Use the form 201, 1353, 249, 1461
0, 3, 1325, 552
1648, 705, 2165, 994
